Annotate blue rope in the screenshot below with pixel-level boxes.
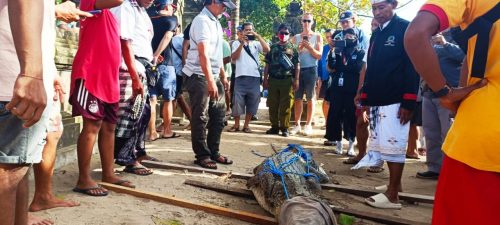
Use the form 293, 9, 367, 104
257, 144, 320, 199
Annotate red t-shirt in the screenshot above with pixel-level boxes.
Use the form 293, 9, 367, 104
71, 0, 121, 103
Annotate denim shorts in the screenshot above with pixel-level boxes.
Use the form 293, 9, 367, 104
0, 101, 50, 164
294, 66, 318, 100
232, 76, 261, 116
149, 65, 177, 101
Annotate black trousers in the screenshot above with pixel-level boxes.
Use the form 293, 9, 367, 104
325, 92, 356, 142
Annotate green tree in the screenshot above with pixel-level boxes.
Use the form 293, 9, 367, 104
302, 0, 371, 32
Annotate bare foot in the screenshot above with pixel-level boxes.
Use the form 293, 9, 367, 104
147, 132, 159, 141
28, 214, 54, 225
29, 194, 80, 212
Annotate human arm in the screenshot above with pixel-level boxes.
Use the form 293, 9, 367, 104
55, 1, 94, 23
231, 38, 246, 61
262, 64, 270, 90
293, 63, 300, 91
152, 31, 174, 65
459, 58, 468, 87
198, 42, 218, 99
219, 66, 228, 91
120, 39, 144, 97
252, 31, 270, 53
182, 39, 189, 66
6, 0, 45, 127
301, 35, 323, 59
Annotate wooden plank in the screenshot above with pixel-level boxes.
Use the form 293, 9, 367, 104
180, 179, 428, 225
99, 182, 277, 225
143, 161, 434, 204
321, 184, 434, 204
184, 179, 255, 199
142, 160, 253, 180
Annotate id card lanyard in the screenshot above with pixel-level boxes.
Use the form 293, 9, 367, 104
338, 72, 344, 87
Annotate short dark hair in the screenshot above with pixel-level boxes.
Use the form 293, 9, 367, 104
242, 22, 253, 30
325, 29, 333, 34
278, 23, 291, 32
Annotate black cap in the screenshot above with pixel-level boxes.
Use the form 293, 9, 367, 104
339, 11, 354, 22
343, 28, 358, 37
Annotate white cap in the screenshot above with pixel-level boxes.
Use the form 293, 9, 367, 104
371, 0, 387, 4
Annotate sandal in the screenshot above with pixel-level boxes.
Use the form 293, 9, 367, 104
161, 132, 181, 139
227, 126, 240, 132
123, 165, 153, 176
406, 154, 420, 159
343, 158, 360, 165
242, 127, 252, 133
147, 133, 160, 142
112, 179, 136, 189
367, 166, 385, 173
194, 158, 217, 169
212, 155, 233, 165
73, 185, 108, 197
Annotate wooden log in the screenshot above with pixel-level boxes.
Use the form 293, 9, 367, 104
99, 182, 277, 225
184, 179, 255, 199
180, 179, 428, 225
142, 161, 434, 204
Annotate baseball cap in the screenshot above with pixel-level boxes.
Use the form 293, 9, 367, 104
339, 11, 354, 22
205, 0, 236, 10
148, 0, 177, 17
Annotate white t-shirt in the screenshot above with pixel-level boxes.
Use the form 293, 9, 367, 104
182, 7, 223, 77
232, 41, 263, 78
111, 0, 154, 74
0, 0, 56, 102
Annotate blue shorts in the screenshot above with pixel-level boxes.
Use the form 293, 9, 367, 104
232, 76, 261, 116
0, 101, 50, 164
294, 66, 318, 100
149, 65, 177, 101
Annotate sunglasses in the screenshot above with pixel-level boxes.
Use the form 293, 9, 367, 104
302, 19, 312, 23
279, 32, 290, 35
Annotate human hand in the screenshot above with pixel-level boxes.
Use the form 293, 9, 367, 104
131, 78, 144, 98
6, 75, 47, 127
221, 79, 229, 92
55, 1, 93, 23
207, 79, 219, 99
440, 79, 487, 113
397, 107, 413, 125
152, 55, 164, 66
53, 75, 66, 101
432, 34, 447, 46
263, 78, 269, 90
293, 79, 299, 91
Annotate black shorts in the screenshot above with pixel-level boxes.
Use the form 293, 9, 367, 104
411, 102, 422, 126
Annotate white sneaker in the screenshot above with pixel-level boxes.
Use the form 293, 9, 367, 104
347, 140, 355, 156
335, 141, 343, 154
303, 125, 313, 136
290, 125, 301, 135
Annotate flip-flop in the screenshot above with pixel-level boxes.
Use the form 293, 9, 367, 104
227, 126, 240, 132
112, 179, 136, 188
242, 127, 252, 133
365, 193, 402, 209
367, 166, 385, 173
161, 132, 181, 139
73, 185, 108, 197
146, 133, 160, 142
343, 158, 360, 164
212, 155, 233, 165
406, 154, 420, 159
194, 158, 217, 169
123, 165, 153, 176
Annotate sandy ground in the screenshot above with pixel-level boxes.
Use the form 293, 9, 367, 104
30, 100, 436, 225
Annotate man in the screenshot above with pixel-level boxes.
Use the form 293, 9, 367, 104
182, 0, 235, 169
416, 31, 464, 179
263, 24, 300, 137
148, 0, 181, 140
0, 0, 91, 223
405, 1, 497, 223
290, 13, 323, 136
111, 0, 157, 177
337, 10, 369, 51
171, 25, 192, 128
228, 22, 270, 133
317, 29, 334, 130
353, 0, 419, 209
324, 28, 365, 156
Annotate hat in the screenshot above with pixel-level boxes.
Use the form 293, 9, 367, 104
371, 0, 395, 4
148, 0, 177, 17
339, 11, 354, 22
219, 0, 236, 10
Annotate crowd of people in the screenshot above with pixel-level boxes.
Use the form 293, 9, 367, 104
0, 0, 498, 224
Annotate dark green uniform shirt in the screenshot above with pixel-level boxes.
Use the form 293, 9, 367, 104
265, 42, 299, 78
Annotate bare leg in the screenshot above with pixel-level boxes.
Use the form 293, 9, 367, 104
232, 116, 240, 129
294, 100, 303, 125
353, 113, 369, 161
176, 95, 192, 121
99, 122, 131, 186
306, 99, 315, 125
27, 214, 53, 225
162, 100, 174, 137
15, 169, 29, 225
243, 114, 252, 129
322, 100, 329, 123
384, 162, 404, 203
406, 124, 419, 158
0, 165, 29, 225
75, 119, 107, 195
30, 131, 79, 212
148, 97, 159, 140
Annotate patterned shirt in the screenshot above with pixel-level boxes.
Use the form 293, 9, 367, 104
265, 42, 299, 78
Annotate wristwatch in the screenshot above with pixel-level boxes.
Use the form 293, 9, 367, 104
433, 85, 451, 98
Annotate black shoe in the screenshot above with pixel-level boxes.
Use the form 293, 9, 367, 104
266, 127, 279, 135
416, 171, 439, 180
281, 129, 289, 137
251, 115, 258, 121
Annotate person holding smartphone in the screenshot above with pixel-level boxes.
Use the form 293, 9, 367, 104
290, 13, 323, 136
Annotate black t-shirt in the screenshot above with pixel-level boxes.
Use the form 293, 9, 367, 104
151, 16, 178, 55
183, 23, 192, 41
328, 49, 365, 95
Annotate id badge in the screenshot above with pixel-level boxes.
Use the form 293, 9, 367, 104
338, 78, 344, 87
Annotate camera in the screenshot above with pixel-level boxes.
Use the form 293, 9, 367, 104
334, 40, 346, 48
302, 36, 309, 41
246, 35, 256, 41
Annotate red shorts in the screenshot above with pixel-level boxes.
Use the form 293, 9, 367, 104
70, 79, 118, 124
433, 155, 500, 225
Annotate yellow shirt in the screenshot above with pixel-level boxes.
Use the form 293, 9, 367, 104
421, 0, 500, 172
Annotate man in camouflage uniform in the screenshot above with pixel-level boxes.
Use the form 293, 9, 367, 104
263, 24, 300, 137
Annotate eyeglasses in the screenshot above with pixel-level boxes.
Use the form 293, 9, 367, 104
279, 32, 290, 35
302, 19, 312, 23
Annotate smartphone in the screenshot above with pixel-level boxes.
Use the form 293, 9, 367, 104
334, 40, 346, 48
87, 10, 102, 15
246, 35, 255, 41
302, 36, 309, 41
